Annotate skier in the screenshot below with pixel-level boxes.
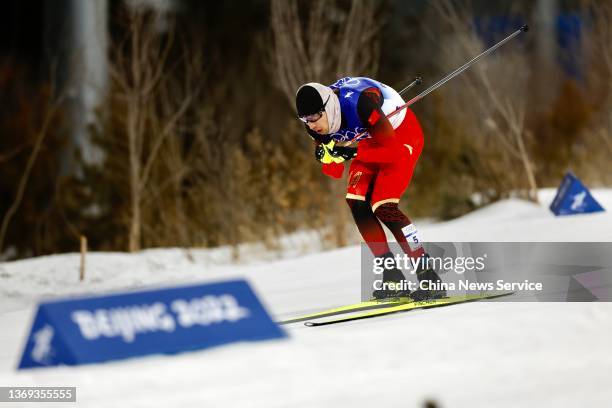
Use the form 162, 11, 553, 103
295, 77, 445, 301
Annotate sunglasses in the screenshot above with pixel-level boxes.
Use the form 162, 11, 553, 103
298, 95, 330, 123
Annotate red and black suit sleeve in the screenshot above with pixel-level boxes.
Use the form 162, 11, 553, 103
356, 87, 403, 163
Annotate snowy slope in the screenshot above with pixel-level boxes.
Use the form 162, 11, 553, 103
0, 189, 611, 407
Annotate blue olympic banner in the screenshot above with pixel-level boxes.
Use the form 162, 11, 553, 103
550, 171, 605, 216
18, 279, 285, 369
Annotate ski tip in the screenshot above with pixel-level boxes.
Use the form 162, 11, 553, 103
304, 322, 316, 327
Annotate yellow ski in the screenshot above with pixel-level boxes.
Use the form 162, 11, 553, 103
278, 297, 413, 325
304, 292, 514, 326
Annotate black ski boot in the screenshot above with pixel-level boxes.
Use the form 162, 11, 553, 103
409, 257, 447, 301
371, 252, 412, 301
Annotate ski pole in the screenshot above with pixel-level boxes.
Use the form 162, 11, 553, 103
398, 76, 422, 96
387, 24, 529, 120
341, 25, 528, 145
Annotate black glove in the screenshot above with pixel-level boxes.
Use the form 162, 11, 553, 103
315, 140, 357, 164
331, 145, 357, 161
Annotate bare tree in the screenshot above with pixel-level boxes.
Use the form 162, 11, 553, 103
432, 1, 539, 202
270, 0, 380, 105
575, 0, 612, 184
588, 1, 612, 145
0, 144, 29, 164
108, 11, 196, 252
0, 94, 64, 254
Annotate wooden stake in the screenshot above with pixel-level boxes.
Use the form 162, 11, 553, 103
80, 235, 87, 281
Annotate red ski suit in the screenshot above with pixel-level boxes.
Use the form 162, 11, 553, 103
323, 107, 424, 211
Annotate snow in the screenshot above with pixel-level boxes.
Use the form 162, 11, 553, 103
1, 189, 612, 407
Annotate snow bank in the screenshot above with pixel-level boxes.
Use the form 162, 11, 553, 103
0, 190, 611, 407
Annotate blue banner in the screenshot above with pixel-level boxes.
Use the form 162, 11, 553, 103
550, 172, 605, 216
18, 279, 285, 369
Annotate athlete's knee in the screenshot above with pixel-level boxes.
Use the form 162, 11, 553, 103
346, 197, 367, 211
373, 202, 409, 224
347, 197, 371, 217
